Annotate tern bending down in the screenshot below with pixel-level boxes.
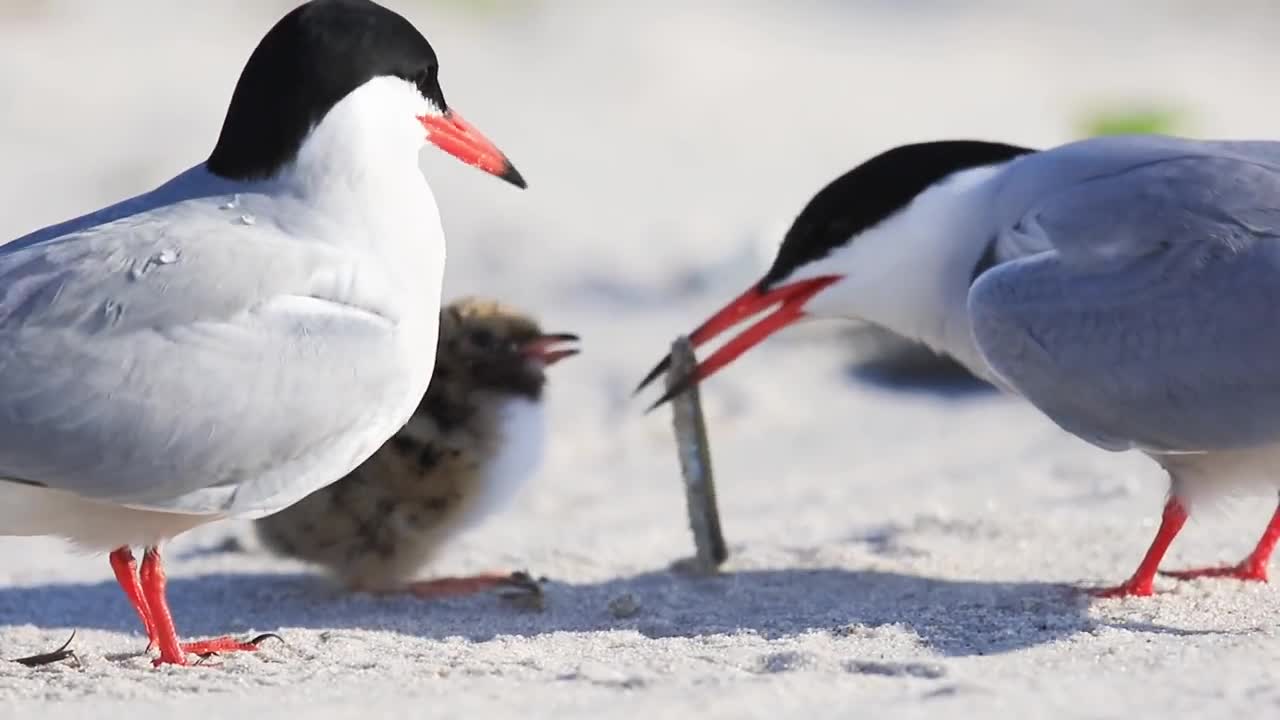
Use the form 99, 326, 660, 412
637, 134, 1280, 597
0, 0, 524, 666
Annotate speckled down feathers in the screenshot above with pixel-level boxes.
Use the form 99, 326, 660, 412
254, 297, 558, 591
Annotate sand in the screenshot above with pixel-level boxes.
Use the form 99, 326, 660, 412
2, 1, 1280, 717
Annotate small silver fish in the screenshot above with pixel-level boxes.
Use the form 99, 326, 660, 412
666, 335, 728, 573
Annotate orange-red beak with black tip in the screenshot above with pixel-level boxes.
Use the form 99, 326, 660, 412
521, 332, 580, 367
635, 275, 841, 412
419, 109, 526, 189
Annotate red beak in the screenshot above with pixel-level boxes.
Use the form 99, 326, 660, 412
634, 275, 841, 411
419, 109, 526, 189
520, 332, 580, 366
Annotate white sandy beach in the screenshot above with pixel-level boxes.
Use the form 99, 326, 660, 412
2, 1, 1280, 717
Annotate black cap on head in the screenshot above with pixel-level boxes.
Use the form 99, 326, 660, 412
758, 140, 1035, 289
631, 140, 1037, 408
208, 0, 446, 181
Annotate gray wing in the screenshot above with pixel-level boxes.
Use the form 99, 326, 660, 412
969, 146, 1280, 454
0, 196, 419, 515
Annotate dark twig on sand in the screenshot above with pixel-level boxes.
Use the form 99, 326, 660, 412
11, 630, 79, 668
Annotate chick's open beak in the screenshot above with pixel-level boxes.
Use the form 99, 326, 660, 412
520, 333, 580, 366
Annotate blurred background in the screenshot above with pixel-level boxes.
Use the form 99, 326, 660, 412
4, 2, 1275, 363
2, 0, 1280, 579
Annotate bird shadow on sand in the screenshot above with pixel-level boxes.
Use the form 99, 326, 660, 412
846, 357, 996, 400
0, 561, 1223, 660
843, 342, 996, 400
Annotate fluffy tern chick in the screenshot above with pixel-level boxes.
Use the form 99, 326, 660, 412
254, 297, 578, 597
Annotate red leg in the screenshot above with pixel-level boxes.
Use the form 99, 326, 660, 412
138, 546, 275, 666
108, 547, 155, 647
1092, 498, 1188, 598
404, 571, 539, 599
1161, 502, 1280, 583
139, 547, 187, 666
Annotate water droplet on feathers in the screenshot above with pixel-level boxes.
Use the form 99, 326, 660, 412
129, 249, 180, 280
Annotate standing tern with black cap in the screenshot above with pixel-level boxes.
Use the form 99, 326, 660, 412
0, 0, 524, 666
636, 134, 1280, 598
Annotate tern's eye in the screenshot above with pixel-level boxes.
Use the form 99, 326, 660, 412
413, 67, 438, 94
